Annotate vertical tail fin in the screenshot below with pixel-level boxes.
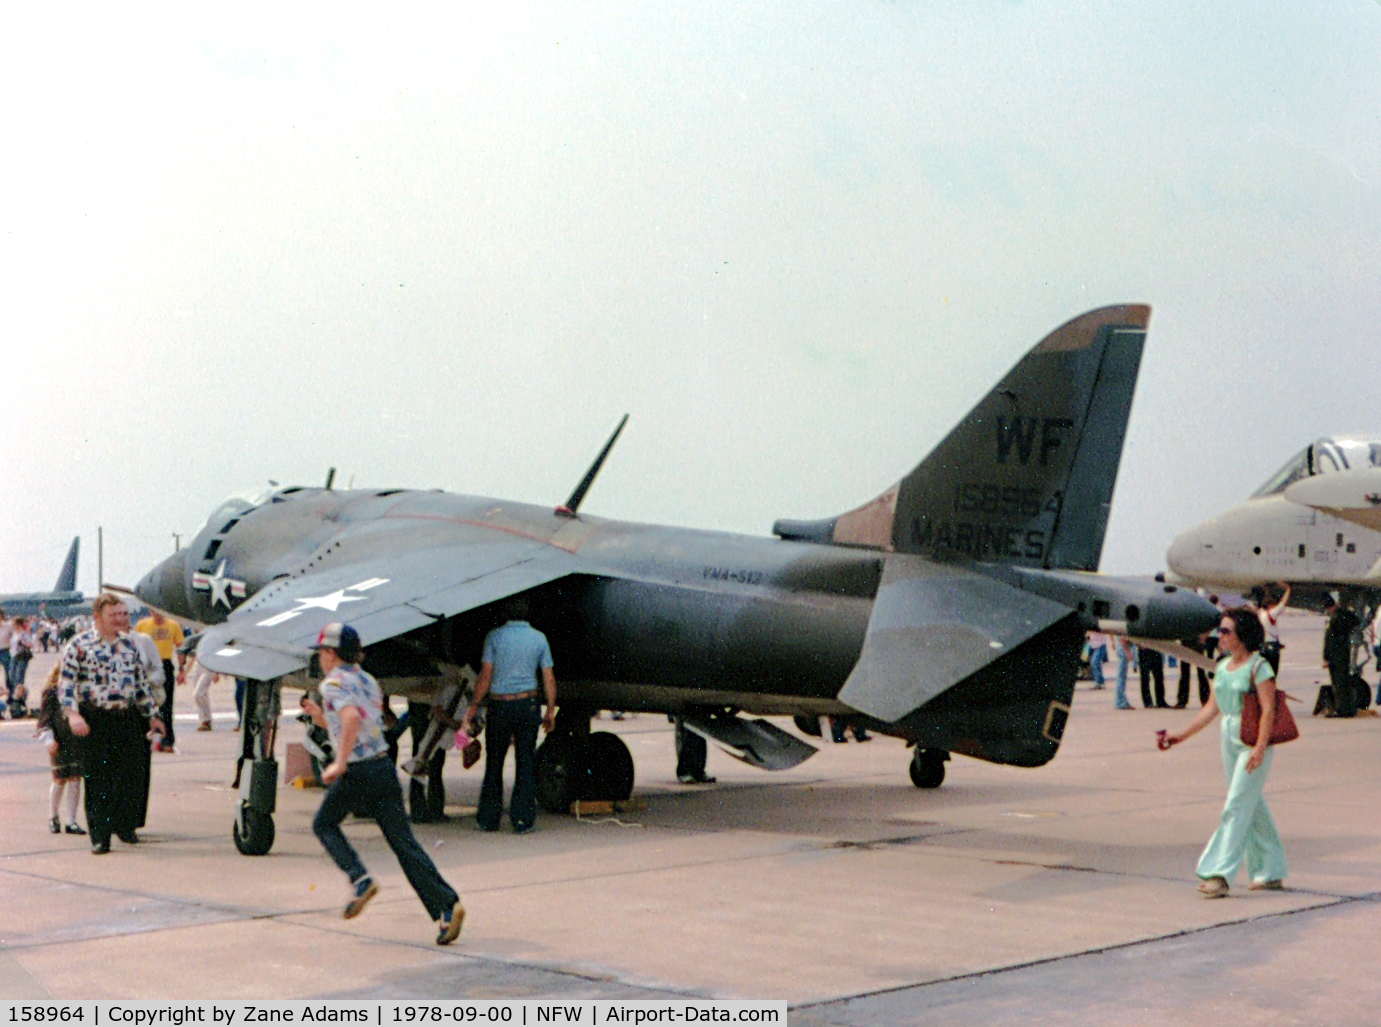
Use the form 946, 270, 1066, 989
54, 536, 79, 593
808, 305, 1149, 571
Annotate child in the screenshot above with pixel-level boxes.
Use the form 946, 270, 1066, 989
35, 665, 85, 835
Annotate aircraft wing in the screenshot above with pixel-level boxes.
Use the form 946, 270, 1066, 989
1285, 468, 1381, 533
838, 553, 1073, 723
196, 540, 574, 679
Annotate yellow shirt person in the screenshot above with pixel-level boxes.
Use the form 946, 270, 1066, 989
135, 614, 184, 660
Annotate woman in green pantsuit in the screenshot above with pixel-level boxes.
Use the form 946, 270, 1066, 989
1162, 606, 1287, 898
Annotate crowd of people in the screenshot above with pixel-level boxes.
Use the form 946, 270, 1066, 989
0, 611, 79, 719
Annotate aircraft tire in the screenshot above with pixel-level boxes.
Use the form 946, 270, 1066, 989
1352, 674, 1372, 711
535, 737, 577, 814
585, 731, 635, 801
232, 804, 275, 856
793, 715, 823, 738
909, 748, 946, 789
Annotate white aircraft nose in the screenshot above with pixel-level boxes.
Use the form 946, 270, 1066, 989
1165, 527, 1209, 578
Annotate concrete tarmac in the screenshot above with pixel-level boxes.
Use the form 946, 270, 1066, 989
1, 610, 1378, 1025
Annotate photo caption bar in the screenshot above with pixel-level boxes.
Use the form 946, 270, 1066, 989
1, 1002, 786, 1027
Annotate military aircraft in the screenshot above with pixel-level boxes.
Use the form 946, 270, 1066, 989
133, 304, 1218, 855
1, 537, 89, 619
1165, 436, 1381, 674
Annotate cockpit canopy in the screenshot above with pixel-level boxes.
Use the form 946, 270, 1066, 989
1252, 437, 1381, 498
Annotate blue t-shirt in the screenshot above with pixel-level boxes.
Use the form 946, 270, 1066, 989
482, 620, 553, 695
320, 664, 389, 763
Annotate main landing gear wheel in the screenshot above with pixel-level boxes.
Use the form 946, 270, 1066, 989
909, 748, 948, 789
584, 731, 635, 801
232, 803, 275, 856
535, 726, 637, 813
535, 737, 577, 814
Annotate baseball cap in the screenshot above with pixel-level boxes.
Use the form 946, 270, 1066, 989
312, 622, 361, 653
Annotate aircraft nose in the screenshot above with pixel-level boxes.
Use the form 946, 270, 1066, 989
1165, 526, 1206, 578
136, 551, 190, 618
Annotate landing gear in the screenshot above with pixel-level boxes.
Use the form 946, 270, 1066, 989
231, 677, 281, 855
535, 708, 636, 813
233, 803, 275, 855
909, 747, 948, 789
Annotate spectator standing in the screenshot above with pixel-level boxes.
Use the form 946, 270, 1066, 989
58, 594, 163, 854
1256, 582, 1290, 675
1086, 631, 1108, 689
1139, 645, 1168, 708
1321, 595, 1360, 718
461, 598, 557, 834
0, 611, 11, 709
182, 646, 216, 731
8, 616, 35, 717
35, 665, 84, 835
134, 611, 184, 750
1112, 637, 1135, 710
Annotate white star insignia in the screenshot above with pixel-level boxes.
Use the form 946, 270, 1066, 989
293, 589, 367, 612
255, 578, 390, 628
192, 560, 248, 610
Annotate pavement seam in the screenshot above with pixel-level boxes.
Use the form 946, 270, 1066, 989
789, 890, 1381, 1012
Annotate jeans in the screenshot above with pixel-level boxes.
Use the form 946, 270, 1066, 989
312, 755, 458, 921
1088, 645, 1106, 687
477, 697, 540, 831
1114, 646, 1133, 708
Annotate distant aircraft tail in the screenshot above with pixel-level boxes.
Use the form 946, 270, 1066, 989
54, 536, 79, 593
774, 305, 1150, 572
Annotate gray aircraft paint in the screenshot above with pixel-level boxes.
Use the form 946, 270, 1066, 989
137, 307, 1217, 773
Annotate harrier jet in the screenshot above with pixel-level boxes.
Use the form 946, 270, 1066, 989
133, 304, 1217, 854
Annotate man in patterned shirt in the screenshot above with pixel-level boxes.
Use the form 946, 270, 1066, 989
301, 622, 465, 945
59, 593, 164, 854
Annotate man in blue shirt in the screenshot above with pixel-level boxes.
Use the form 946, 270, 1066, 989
462, 598, 556, 833
301, 622, 465, 944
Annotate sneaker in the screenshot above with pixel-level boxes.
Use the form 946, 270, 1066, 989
49, 817, 61, 834
436, 900, 465, 945
678, 773, 716, 784
64, 823, 87, 835
512, 824, 534, 835
1249, 879, 1284, 891
343, 877, 378, 919
91, 838, 111, 855
197, 722, 212, 732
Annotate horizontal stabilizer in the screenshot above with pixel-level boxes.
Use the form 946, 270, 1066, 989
838, 554, 1071, 723
682, 714, 818, 771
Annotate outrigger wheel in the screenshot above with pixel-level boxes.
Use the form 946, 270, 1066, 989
909, 747, 949, 789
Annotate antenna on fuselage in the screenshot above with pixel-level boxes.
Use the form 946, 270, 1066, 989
556, 414, 629, 518
324, 467, 336, 491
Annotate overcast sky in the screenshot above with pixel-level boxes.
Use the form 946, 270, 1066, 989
4, 2, 1379, 595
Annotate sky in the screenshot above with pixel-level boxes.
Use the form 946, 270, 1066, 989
3, 2, 1380, 594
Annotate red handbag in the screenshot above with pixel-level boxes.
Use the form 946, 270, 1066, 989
1240, 657, 1299, 746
